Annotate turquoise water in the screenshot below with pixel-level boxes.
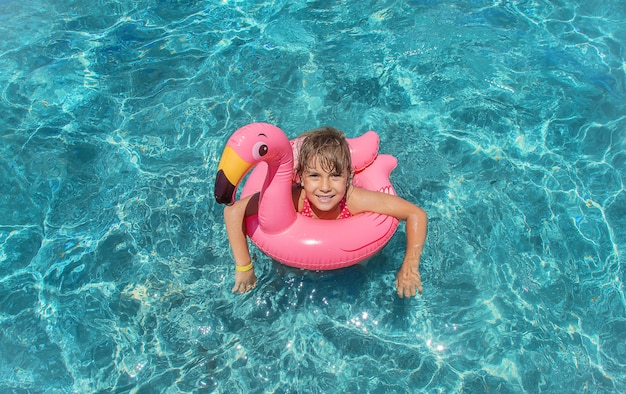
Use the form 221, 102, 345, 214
1, 0, 624, 392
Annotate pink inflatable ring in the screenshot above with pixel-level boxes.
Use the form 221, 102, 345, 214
214, 123, 399, 270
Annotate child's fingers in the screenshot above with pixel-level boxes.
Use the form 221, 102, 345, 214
396, 277, 421, 298
232, 280, 256, 294
396, 284, 415, 298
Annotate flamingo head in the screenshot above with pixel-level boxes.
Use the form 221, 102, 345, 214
215, 123, 292, 205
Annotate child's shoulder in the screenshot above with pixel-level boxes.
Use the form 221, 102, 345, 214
346, 186, 389, 214
291, 184, 304, 211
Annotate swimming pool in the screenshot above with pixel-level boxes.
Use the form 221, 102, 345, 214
1, 0, 624, 392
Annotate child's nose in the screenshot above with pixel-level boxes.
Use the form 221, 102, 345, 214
320, 177, 331, 191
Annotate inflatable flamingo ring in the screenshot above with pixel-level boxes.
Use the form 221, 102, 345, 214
214, 122, 399, 270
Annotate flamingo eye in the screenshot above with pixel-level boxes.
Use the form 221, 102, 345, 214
252, 142, 268, 160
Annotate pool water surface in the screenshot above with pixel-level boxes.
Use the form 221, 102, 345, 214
0, 0, 625, 392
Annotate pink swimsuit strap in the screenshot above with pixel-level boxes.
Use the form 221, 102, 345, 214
301, 195, 352, 219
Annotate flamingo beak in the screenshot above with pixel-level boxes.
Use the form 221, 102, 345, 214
214, 146, 253, 205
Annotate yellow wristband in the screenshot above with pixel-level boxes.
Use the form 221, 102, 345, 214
235, 262, 254, 272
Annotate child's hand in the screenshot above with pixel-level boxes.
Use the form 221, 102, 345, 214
395, 262, 422, 298
232, 270, 257, 294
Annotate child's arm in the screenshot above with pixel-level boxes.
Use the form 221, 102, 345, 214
223, 193, 259, 293
348, 188, 428, 298
396, 206, 428, 297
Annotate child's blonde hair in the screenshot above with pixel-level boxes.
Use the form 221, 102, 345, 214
296, 126, 352, 180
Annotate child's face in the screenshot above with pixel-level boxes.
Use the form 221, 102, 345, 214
301, 158, 349, 219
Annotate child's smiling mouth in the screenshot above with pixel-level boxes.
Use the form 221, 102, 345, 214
315, 194, 335, 203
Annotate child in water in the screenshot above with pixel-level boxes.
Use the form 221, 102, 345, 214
223, 127, 428, 298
